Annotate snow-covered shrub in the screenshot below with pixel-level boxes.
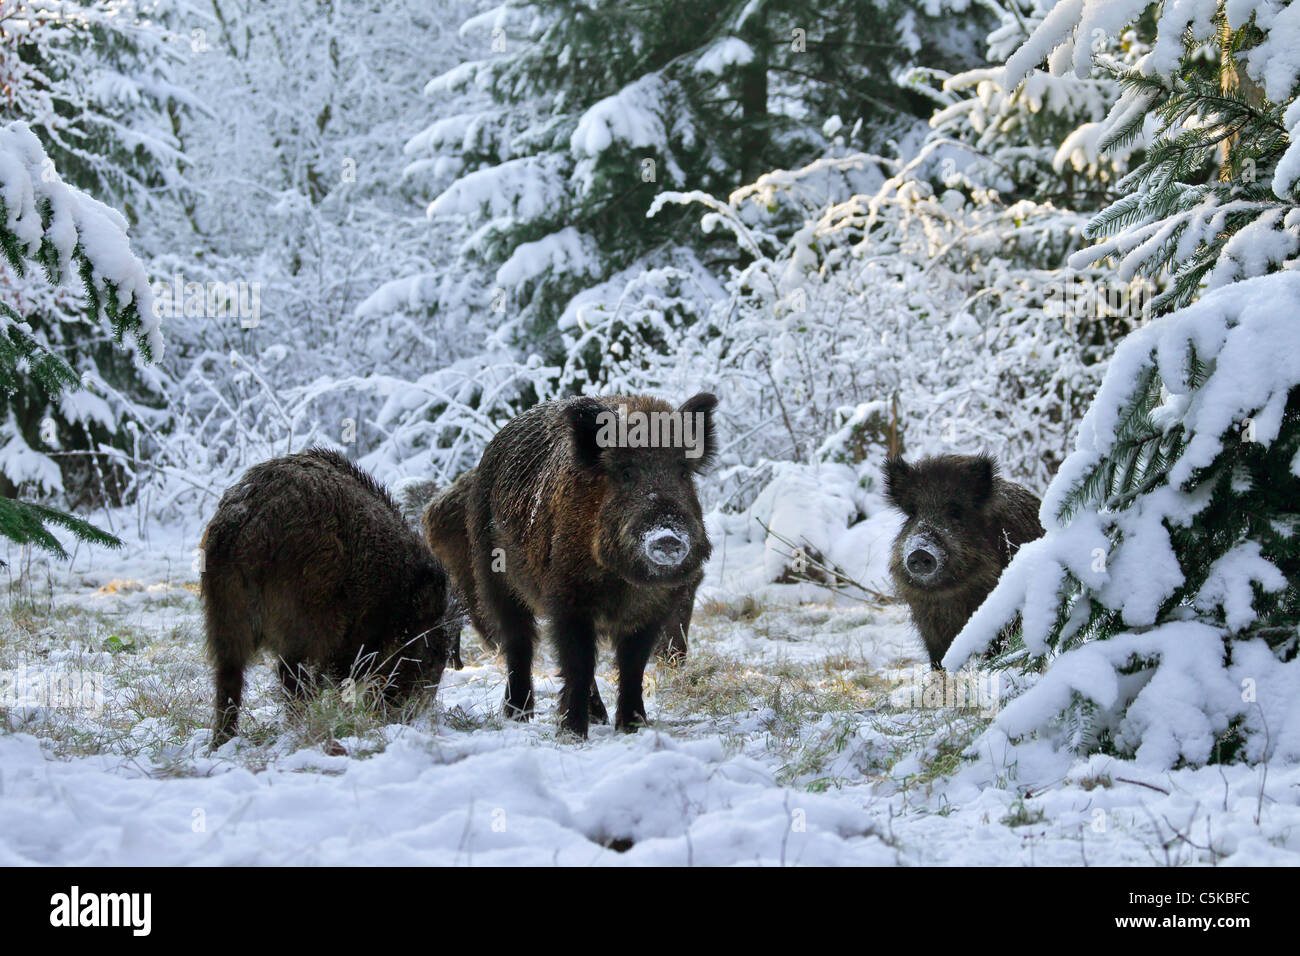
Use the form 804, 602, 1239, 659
597, 4, 1157, 507
108, 0, 492, 514
949, 271, 1300, 768
641, 141, 1123, 506
0, 121, 159, 553
943, 0, 1300, 772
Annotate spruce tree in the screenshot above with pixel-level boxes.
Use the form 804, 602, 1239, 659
0, 121, 160, 556
947, 0, 1300, 767
400, 0, 992, 377
0, 0, 184, 505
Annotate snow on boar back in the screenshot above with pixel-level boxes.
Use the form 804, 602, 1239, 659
422, 393, 717, 737
883, 453, 1044, 669
202, 448, 451, 746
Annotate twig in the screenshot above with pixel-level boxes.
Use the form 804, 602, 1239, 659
1116, 776, 1169, 795
754, 518, 894, 604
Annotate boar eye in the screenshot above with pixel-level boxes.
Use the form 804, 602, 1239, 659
947, 504, 963, 521
620, 467, 634, 482
679, 465, 691, 481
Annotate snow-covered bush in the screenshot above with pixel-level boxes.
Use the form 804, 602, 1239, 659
638, 143, 1121, 505
949, 272, 1300, 768
580, 3, 1159, 509
946, 0, 1300, 769
108, 0, 492, 513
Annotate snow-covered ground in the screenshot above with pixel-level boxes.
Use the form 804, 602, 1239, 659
1, 516, 1297, 866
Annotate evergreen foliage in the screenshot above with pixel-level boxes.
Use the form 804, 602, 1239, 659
402, 0, 992, 366
0, 120, 161, 556
948, 0, 1300, 768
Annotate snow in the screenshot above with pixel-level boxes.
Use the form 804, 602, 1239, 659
495, 227, 599, 287
694, 38, 755, 76
0, 121, 160, 357
570, 74, 676, 158
2, 515, 1298, 866
0, 414, 63, 494
3, 0, 1298, 869
1274, 98, 1300, 199
426, 154, 568, 220
641, 525, 688, 566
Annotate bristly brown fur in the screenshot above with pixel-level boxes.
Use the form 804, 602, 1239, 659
202, 447, 452, 746
422, 393, 717, 736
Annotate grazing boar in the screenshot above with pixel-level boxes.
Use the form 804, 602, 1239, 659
202, 448, 451, 745
422, 393, 717, 737
883, 453, 1044, 669
396, 475, 468, 670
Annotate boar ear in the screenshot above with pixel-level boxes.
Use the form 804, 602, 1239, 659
564, 397, 607, 471
677, 392, 718, 471
882, 456, 914, 514
970, 454, 997, 506
416, 555, 445, 589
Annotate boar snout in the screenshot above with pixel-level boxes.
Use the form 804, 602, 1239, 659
643, 525, 691, 567
903, 532, 945, 583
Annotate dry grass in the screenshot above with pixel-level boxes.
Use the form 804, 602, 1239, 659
0, 574, 994, 792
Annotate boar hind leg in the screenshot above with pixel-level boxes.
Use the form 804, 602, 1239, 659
588, 677, 609, 725
211, 659, 245, 747
551, 612, 598, 738
204, 577, 256, 747
481, 584, 536, 721
499, 611, 536, 721
277, 658, 313, 698
656, 591, 694, 664
614, 626, 658, 732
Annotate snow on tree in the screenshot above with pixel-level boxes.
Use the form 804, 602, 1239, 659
1, 0, 190, 221
396, 0, 991, 370
913, 0, 1147, 206
210, 0, 995, 497
0, 120, 159, 554
949, 272, 1300, 767
564, 2, 1168, 522
1002, 0, 1300, 312
0, 0, 185, 506
945, 0, 1300, 769
115, 0, 493, 509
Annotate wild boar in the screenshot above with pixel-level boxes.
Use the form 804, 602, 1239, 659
423, 393, 717, 736
883, 453, 1043, 668
203, 448, 451, 745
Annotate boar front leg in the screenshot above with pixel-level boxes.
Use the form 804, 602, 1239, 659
552, 611, 598, 738
614, 624, 658, 732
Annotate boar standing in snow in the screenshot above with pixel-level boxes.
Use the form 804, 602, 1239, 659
422, 393, 717, 737
883, 453, 1043, 669
203, 448, 451, 745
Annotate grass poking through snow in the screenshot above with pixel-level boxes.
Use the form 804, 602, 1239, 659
0, 570, 994, 796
